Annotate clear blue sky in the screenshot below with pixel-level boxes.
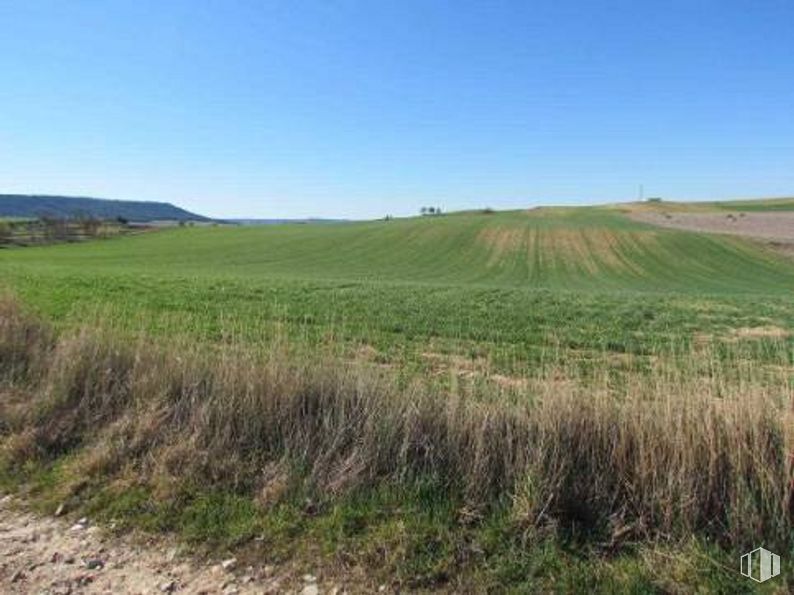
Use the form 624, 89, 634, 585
1, 1, 792, 219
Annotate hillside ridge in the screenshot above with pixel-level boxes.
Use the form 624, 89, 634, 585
0, 194, 210, 222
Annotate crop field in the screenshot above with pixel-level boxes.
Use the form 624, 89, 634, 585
3, 206, 794, 369
2, 203, 794, 591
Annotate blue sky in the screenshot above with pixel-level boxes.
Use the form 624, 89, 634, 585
1, 1, 792, 219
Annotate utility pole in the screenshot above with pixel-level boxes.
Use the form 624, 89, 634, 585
638, 184, 644, 201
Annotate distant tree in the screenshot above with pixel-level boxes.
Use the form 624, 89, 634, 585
0, 221, 11, 245
427, 206, 435, 215
435, 206, 442, 215
420, 207, 428, 215
40, 215, 69, 241
482, 207, 494, 214
79, 215, 101, 237
116, 216, 129, 226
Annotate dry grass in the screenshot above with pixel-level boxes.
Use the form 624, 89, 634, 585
0, 295, 52, 391
476, 226, 527, 266
477, 225, 660, 277
0, 295, 792, 550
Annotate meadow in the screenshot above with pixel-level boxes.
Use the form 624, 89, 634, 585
3, 206, 794, 370
2, 203, 794, 591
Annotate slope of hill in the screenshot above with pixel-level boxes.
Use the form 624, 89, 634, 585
706, 196, 794, 211
614, 196, 794, 213
0, 194, 210, 222
4, 206, 793, 294
3, 200, 794, 592
4, 202, 794, 372
616, 197, 794, 242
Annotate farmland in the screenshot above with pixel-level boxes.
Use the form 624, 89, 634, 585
2, 203, 794, 591
3, 206, 794, 367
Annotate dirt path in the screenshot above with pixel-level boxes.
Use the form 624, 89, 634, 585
0, 495, 350, 594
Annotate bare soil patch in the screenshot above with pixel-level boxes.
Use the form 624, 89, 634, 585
733, 326, 789, 339
0, 496, 361, 594
628, 211, 794, 242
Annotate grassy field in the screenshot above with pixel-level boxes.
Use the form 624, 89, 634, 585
5, 206, 794, 289
615, 196, 794, 212
3, 206, 794, 369
2, 204, 794, 591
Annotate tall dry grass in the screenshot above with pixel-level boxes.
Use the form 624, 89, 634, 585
0, 295, 792, 549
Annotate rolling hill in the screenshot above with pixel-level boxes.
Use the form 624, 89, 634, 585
3, 201, 794, 369
0, 194, 210, 222
612, 196, 794, 212
4, 201, 794, 595
4, 205, 793, 294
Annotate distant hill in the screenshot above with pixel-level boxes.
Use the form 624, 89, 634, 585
0, 195, 211, 222
226, 218, 348, 225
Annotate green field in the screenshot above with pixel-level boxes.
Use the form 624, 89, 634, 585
5, 206, 794, 289
3, 204, 794, 591
617, 195, 794, 212
2, 205, 794, 372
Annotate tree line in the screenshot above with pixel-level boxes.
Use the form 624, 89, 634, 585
420, 206, 443, 215
0, 213, 130, 247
